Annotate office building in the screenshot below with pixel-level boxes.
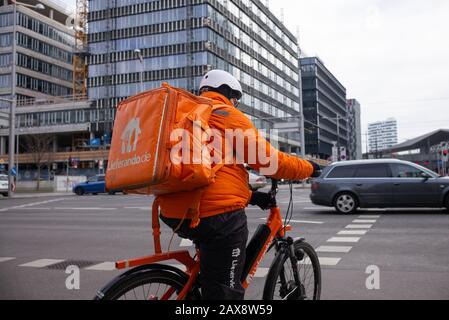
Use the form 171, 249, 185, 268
87, 0, 304, 152
0, 0, 75, 156
368, 118, 398, 153
346, 98, 362, 160
300, 56, 348, 159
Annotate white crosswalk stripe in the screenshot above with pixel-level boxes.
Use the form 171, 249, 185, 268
180, 239, 194, 247
346, 224, 373, 229
327, 237, 361, 243
299, 257, 341, 266
352, 219, 377, 223
19, 259, 65, 268
338, 230, 368, 235
0, 257, 16, 263
85, 262, 116, 271
316, 246, 352, 253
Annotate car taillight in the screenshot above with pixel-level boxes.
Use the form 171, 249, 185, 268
311, 182, 319, 191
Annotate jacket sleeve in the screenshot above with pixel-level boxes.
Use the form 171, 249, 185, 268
225, 107, 314, 180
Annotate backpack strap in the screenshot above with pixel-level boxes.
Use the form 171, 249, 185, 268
152, 199, 162, 254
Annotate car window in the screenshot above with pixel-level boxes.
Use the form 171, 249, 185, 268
0, 175, 7, 181
354, 164, 390, 178
97, 176, 105, 182
88, 176, 98, 183
390, 164, 425, 178
327, 166, 355, 178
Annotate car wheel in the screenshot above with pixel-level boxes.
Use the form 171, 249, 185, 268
334, 192, 358, 214
108, 191, 116, 195
75, 188, 84, 196
93, 193, 98, 196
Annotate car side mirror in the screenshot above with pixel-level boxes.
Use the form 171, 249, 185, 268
420, 172, 431, 180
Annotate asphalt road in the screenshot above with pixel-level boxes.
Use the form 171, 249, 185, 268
1, 187, 449, 300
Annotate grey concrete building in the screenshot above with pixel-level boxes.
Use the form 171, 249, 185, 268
346, 98, 362, 160
368, 117, 398, 153
300, 56, 348, 160
87, 0, 304, 153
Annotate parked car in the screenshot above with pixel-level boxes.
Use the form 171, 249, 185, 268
248, 172, 268, 191
73, 174, 126, 196
310, 159, 449, 214
0, 174, 8, 197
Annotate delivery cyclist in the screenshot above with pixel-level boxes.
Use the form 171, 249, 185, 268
158, 70, 321, 300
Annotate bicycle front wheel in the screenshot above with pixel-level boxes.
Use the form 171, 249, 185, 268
95, 269, 201, 300
263, 240, 321, 300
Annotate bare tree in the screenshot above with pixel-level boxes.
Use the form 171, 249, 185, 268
23, 134, 54, 191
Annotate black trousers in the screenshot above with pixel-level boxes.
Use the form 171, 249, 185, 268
161, 210, 249, 300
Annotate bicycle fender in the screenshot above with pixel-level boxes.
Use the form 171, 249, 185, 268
93, 264, 191, 300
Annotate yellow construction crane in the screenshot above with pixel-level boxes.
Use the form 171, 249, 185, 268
73, 0, 88, 99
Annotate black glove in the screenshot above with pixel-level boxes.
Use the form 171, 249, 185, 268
307, 161, 322, 178
249, 191, 273, 210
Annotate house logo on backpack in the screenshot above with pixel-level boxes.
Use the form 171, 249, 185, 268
121, 118, 141, 154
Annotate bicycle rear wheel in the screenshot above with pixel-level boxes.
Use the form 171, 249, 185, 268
95, 269, 201, 300
263, 240, 321, 300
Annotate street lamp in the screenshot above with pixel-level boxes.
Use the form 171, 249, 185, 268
134, 49, 144, 93
7, 0, 45, 197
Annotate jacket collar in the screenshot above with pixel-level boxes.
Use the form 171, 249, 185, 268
200, 91, 234, 107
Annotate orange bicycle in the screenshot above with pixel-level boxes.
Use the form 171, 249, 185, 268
95, 180, 321, 300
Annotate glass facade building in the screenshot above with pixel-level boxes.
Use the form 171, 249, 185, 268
0, 0, 74, 109
300, 56, 348, 159
87, 0, 304, 152
347, 99, 362, 160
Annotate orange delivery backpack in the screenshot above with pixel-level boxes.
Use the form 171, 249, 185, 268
105, 83, 224, 234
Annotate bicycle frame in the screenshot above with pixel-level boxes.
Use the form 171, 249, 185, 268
115, 181, 292, 300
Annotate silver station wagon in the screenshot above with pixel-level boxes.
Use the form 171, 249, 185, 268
310, 159, 449, 214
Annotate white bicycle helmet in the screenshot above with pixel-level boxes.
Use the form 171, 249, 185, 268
199, 70, 243, 100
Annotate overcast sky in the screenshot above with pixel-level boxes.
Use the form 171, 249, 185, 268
268, 0, 449, 147
68, 0, 449, 146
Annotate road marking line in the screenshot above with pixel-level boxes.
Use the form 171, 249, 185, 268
19, 259, 65, 268
303, 207, 327, 210
299, 257, 341, 266
358, 215, 380, 218
345, 224, 373, 229
53, 207, 117, 211
180, 239, 194, 247
260, 218, 324, 224
124, 207, 149, 210
352, 219, 377, 223
85, 262, 116, 271
279, 201, 311, 204
0, 257, 16, 263
0, 199, 67, 212
16, 207, 52, 210
316, 246, 352, 253
254, 268, 269, 278
327, 237, 360, 243
338, 230, 368, 235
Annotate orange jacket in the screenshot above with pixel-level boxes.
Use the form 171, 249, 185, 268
157, 91, 314, 220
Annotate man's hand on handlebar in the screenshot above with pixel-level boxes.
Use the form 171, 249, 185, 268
307, 160, 322, 178
249, 191, 274, 210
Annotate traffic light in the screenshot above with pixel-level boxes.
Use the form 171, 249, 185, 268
443, 149, 449, 162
